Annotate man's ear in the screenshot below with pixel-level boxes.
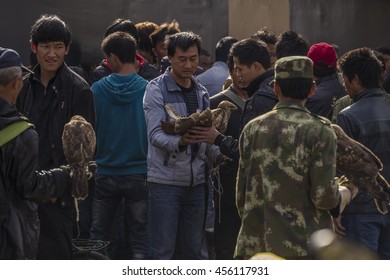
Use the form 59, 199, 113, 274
308, 81, 316, 97
30, 42, 37, 54
253, 61, 265, 73
273, 81, 282, 99
64, 45, 70, 55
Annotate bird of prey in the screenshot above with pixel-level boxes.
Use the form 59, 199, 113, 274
62, 115, 96, 200
331, 124, 390, 214
211, 100, 237, 134
161, 100, 237, 135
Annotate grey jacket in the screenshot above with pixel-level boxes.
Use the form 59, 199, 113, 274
143, 68, 218, 186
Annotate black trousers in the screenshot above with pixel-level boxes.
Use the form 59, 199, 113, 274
214, 206, 241, 260
37, 194, 74, 260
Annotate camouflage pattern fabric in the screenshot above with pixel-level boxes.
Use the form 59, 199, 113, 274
235, 100, 339, 259
274, 56, 313, 80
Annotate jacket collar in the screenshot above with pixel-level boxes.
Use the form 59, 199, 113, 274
245, 69, 274, 97
164, 67, 204, 93
352, 87, 384, 103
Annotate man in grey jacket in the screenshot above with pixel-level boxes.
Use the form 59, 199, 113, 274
143, 32, 218, 259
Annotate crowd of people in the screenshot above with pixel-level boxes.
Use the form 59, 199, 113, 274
1, 13, 390, 260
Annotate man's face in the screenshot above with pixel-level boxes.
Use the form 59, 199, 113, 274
233, 57, 260, 88
267, 44, 277, 69
31, 41, 69, 74
169, 45, 199, 81
229, 66, 246, 89
342, 74, 360, 98
383, 54, 390, 75
154, 40, 167, 61
199, 54, 212, 71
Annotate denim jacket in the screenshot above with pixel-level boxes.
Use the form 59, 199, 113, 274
143, 68, 218, 186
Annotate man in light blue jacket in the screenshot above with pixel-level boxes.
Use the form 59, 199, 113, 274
143, 31, 219, 259
90, 31, 149, 259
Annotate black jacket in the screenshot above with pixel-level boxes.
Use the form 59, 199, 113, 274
16, 62, 95, 259
305, 73, 345, 119
337, 88, 390, 213
17, 63, 96, 169
215, 70, 277, 161
210, 88, 243, 207
0, 98, 70, 259
240, 69, 277, 128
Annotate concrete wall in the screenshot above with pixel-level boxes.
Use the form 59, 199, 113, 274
291, 0, 390, 56
2, 0, 389, 72
228, 0, 290, 40
0, 0, 228, 72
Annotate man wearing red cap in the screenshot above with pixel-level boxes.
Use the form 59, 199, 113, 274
306, 42, 345, 119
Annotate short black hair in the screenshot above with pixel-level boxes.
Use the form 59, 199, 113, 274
251, 27, 277, 45
275, 78, 313, 100
30, 14, 71, 47
102, 31, 137, 63
230, 38, 270, 69
376, 46, 390, 56
226, 54, 234, 70
166, 31, 201, 57
338, 47, 383, 89
104, 18, 138, 43
276, 31, 309, 59
215, 36, 238, 62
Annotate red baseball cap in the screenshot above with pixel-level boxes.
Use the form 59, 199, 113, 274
307, 42, 337, 69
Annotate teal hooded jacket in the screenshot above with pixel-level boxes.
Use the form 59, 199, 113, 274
92, 73, 148, 175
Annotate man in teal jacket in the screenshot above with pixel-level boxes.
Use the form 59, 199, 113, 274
90, 31, 149, 259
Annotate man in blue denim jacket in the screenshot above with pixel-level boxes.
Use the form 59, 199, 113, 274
143, 31, 219, 259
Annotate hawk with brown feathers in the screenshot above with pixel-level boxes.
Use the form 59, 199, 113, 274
161, 100, 237, 135
332, 124, 390, 214
62, 115, 96, 200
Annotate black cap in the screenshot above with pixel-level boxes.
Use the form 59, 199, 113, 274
0, 47, 34, 74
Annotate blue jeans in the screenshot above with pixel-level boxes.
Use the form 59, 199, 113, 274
148, 182, 207, 259
343, 213, 390, 259
90, 174, 148, 259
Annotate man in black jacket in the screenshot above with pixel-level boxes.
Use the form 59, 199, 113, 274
16, 14, 96, 259
191, 38, 274, 161
0, 47, 71, 259
336, 47, 390, 259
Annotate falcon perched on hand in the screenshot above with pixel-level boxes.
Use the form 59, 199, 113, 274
161, 100, 237, 135
62, 115, 96, 200
331, 124, 390, 214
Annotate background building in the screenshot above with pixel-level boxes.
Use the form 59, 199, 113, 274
1, 0, 389, 74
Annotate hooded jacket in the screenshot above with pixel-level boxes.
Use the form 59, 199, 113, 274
0, 98, 69, 259
92, 73, 148, 175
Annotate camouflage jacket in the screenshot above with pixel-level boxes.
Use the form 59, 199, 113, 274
235, 100, 339, 259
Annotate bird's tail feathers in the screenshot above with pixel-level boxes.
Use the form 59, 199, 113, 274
71, 165, 89, 200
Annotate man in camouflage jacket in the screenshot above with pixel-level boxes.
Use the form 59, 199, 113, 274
235, 56, 339, 259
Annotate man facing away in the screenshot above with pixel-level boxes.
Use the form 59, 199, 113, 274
143, 31, 219, 259
89, 31, 149, 260
235, 56, 339, 259
16, 14, 96, 259
305, 42, 345, 119
0, 47, 71, 259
